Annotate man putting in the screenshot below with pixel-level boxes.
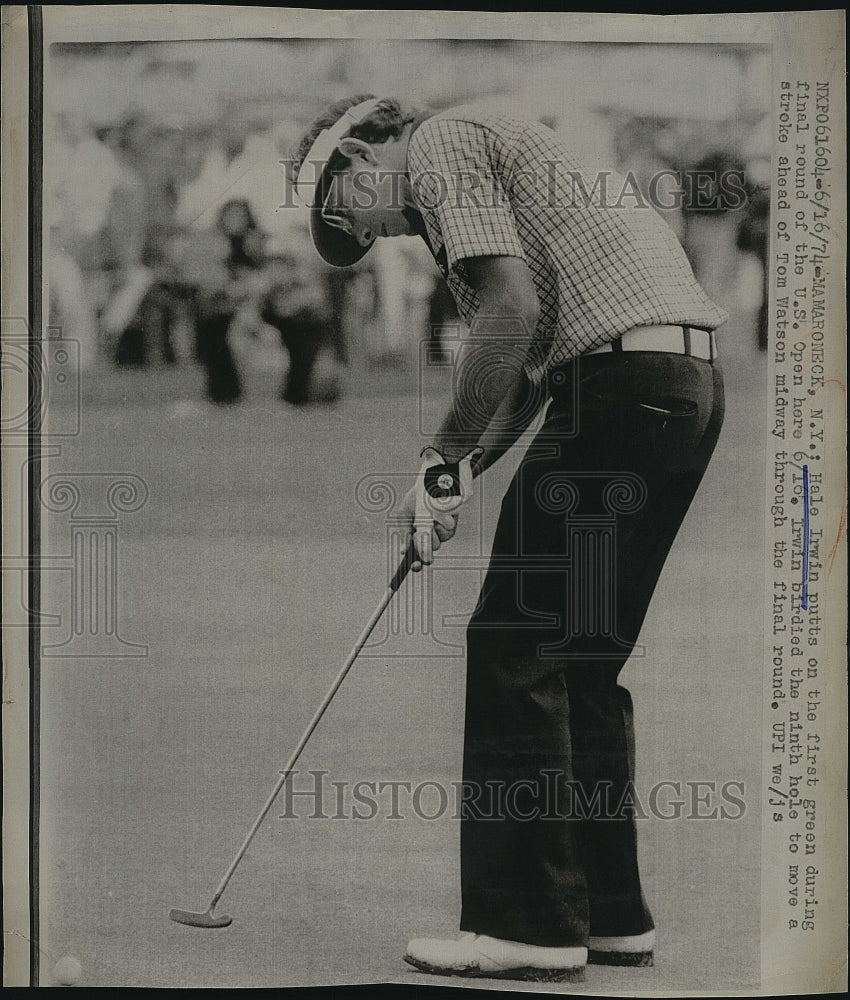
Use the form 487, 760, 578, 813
290, 96, 727, 982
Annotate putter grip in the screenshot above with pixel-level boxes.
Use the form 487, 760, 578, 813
389, 539, 418, 594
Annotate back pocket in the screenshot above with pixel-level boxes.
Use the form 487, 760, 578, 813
632, 395, 698, 418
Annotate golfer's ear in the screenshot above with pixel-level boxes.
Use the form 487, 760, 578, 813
337, 137, 378, 164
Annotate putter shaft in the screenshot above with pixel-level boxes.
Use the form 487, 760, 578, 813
176, 541, 417, 924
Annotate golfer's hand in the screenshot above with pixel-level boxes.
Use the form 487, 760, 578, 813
398, 487, 459, 571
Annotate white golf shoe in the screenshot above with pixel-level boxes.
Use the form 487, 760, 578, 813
404, 931, 587, 982
587, 928, 655, 966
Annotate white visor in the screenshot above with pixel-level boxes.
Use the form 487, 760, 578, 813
293, 97, 385, 206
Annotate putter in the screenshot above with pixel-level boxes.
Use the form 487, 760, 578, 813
170, 447, 481, 929
169, 540, 418, 929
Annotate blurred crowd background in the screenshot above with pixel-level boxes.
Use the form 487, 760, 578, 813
47, 39, 771, 406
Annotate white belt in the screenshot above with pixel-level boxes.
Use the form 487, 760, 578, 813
585, 325, 717, 362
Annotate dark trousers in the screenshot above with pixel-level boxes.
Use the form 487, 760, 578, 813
275, 319, 324, 406
196, 312, 242, 405
459, 351, 725, 947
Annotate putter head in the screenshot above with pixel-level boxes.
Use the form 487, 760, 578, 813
169, 906, 232, 929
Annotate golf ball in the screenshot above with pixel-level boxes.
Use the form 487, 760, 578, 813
53, 955, 82, 986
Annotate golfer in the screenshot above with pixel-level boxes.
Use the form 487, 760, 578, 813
290, 96, 727, 982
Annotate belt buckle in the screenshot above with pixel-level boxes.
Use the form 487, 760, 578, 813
692, 327, 717, 363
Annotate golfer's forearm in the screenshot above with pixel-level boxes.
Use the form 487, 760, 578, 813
432, 354, 539, 474
472, 378, 538, 475
432, 402, 485, 463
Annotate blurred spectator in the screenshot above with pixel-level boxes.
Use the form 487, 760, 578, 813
175, 119, 250, 231
176, 117, 292, 236
681, 151, 748, 316
184, 198, 343, 406
261, 253, 340, 406
103, 112, 215, 366
173, 116, 350, 398
133, 114, 195, 268
613, 116, 687, 242
50, 111, 124, 252
48, 110, 126, 367
736, 180, 770, 350
192, 198, 264, 403
95, 117, 158, 365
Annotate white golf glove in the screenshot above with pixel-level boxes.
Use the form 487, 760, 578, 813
412, 446, 483, 566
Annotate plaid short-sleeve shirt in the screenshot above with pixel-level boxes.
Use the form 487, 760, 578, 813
406, 108, 729, 383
